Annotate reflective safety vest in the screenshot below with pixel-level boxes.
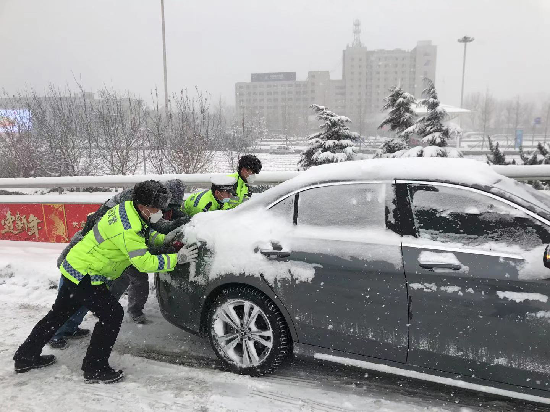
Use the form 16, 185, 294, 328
184, 189, 228, 217
60, 201, 177, 286
225, 172, 250, 209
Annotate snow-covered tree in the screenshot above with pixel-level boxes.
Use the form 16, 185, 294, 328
408, 78, 459, 147
298, 105, 359, 170
379, 138, 409, 155
517, 144, 550, 189
486, 136, 514, 165
519, 145, 540, 166
381, 145, 463, 159
378, 86, 416, 142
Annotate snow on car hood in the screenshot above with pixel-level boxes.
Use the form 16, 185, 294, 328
183, 209, 316, 284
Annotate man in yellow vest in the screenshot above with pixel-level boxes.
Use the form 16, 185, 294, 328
184, 175, 237, 217
226, 154, 262, 208
13, 180, 198, 384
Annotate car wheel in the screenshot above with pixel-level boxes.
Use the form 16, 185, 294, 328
207, 285, 292, 376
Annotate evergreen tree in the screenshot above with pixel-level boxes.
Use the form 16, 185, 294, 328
378, 86, 416, 143
379, 137, 409, 155
380, 145, 463, 158
519, 145, 539, 165
411, 78, 459, 147
517, 144, 550, 189
536, 142, 550, 165
486, 136, 513, 165
298, 105, 359, 170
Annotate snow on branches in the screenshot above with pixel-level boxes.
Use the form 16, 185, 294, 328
378, 86, 416, 143
381, 145, 463, 159
408, 78, 460, 147
298, 105, 359, 170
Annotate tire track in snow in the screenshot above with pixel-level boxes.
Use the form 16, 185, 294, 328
251, 389, 353, 412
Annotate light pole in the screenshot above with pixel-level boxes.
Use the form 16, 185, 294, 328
458, 36, 474, 109
160, 0, 169, 110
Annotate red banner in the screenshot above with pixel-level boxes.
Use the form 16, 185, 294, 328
0, 203, 101, 243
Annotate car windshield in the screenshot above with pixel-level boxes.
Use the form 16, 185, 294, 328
492, 177, 550, 219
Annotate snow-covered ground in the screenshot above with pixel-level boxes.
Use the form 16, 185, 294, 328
1, 241, 549, 412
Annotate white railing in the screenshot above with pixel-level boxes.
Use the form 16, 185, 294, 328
491, 165, 550, 181
0, 165, 548, 193
0, 171, 300, 189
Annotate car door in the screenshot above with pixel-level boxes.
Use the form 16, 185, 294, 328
398, 180, 550, 391
269, 181, 409, 362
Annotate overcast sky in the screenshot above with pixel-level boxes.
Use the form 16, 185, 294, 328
1, 0, 549, 109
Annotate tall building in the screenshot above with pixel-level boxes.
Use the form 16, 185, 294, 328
235, 21, 436, 136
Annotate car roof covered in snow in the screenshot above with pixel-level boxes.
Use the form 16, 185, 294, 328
238, 157, 550, 220
239, 158, 501, 210
296, 157, 499, 185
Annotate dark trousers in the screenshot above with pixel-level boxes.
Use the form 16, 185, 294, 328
109, 266, 149, 316
14, 275, 124, 372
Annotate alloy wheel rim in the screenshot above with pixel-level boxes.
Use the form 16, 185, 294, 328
212, 299, 274, 367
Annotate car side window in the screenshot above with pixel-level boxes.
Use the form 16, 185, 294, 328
296, 183, 386, 229
408, 184, 550, 250
269, 195, 295, 223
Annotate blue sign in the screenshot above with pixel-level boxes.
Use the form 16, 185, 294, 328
535, 117, 542, 125
515, 129, 524, 149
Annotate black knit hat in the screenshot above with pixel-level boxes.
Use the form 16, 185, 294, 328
238, 154, 262, 174
133, 180, 171, 209
165, 179, 185, 207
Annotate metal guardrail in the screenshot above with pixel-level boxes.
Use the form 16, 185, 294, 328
0, 165, 549, 190
0, 171, 300, 189
491, 165, 550, 181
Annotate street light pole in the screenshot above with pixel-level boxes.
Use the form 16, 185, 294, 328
544, 102, 550, 144
458, 36, 474, 109
160, 0, 169, 110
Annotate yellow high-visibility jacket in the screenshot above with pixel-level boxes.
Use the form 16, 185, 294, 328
60, 201, 177, 286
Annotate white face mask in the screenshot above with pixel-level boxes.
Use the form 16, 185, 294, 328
247, 174, 257, 184
148, 210, 163, 223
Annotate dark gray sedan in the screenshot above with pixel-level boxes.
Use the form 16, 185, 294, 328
156, 158, 550, 402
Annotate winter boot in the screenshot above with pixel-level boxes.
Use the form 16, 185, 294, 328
65, 328, 90, 339
14, 355, 56, 373
48, 337, 69, 350
130, 312, 148, 324
84, 367, 124, 384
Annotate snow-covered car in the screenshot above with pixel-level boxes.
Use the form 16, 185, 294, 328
156, 157, 550, 402
269, 145, 293, 154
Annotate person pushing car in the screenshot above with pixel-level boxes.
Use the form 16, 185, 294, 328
13, 180, 198, 384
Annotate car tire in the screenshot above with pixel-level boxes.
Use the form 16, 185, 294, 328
207, 285, 292, 376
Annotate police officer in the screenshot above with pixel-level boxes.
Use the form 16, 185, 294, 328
13, 180, 198, 383
49, 180, 187, 342
226, 154, 262, 208
151, 179, 189, 233
184, 176, 237, 217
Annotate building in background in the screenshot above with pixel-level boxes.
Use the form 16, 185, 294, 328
235, 20, 436, 136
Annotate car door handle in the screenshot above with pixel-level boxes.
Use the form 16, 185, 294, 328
259, 249, 291, 259
419, 262, 462, 270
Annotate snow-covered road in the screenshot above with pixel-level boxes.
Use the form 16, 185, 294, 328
0, 241, 548, 412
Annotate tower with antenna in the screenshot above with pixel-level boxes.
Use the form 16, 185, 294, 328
352, 19, 362, 47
